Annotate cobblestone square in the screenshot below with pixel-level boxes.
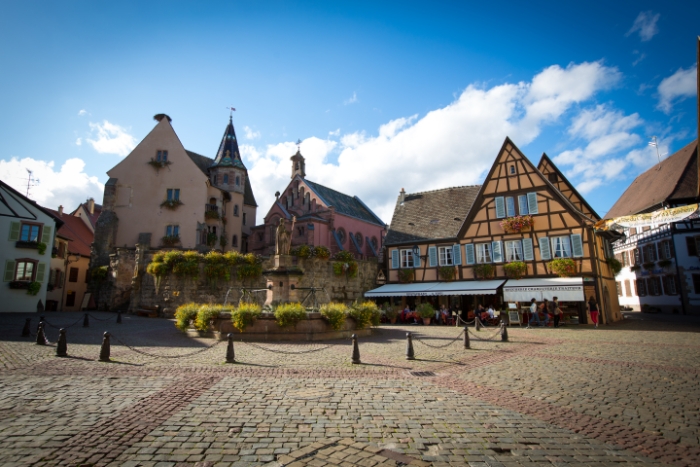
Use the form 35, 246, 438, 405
0, 312, 698, 466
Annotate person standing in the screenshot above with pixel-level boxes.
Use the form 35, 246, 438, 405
529, 298, 541, 326
540, 298, 550, 327
589, 296, 599, 328
551, 296, 562, 328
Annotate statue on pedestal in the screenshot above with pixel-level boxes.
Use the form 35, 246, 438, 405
276, 218, 291, 255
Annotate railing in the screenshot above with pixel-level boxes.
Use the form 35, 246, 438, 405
613, 224, 672, 250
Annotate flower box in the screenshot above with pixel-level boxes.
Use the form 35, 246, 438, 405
500, 215, 534, 233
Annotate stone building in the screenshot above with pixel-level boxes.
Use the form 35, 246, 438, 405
248, 148, 386, 259
92, 113, 257, 269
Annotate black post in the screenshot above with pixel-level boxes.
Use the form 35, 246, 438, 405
22, 318, 31, 337
351, 334, 361, 364
501, 323, 509, 342
116, 311, 122, 324
475, 316, 481, 331
83, 313, 89, 328
226, 333, 236, 363
463, 326, 470, 349
56, 328, 67, 357
99, 332, 111, 362
36, 322, 47, 345
406, 332, 415, 360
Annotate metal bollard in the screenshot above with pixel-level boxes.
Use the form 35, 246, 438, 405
406, 332, 415, 360
475, 317, 481, 331
83, 313, 89, 328
464, 326, 470, 349
226, 333, 236, 363
351, 334, 361, 364
36, 323, 47, 345
56, 328, 67, 357
22, 318, 31, 337
116, 311, 122, 324
501, 323, 508, 342
99, 332, 111, 362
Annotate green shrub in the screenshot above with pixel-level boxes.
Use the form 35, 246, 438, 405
91, 265, 109, 282
151, 251, 166, 263
203, 251, 229, 281
224, 250, 244, 266
438, 266, 455, 280
146, 261, 168, 277
314, 246, 331, 260
333, 250, 354, 262
504, 261, 526, 279
174, 303, 200, 331
606, 257, 622, 274
348, 301, 381, 329
473, 263, 495, 279
383, 305, 398, 320
397, 268, 414, 282
332, 260, 358, 278
549, 258, 576, 277
194, 304, 225, 332
274, 302, 307, 328
231, 303, 262, 332
416, 302, 435, 319
27, 281, 41, 296
173, 251, 200, 277
319, 302, 349, 330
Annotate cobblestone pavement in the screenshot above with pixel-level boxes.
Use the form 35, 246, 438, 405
0, 311, 699, 466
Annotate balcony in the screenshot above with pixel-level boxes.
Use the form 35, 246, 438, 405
204, 204, 220, 220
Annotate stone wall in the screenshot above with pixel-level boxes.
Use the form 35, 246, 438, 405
94, 249, 380, 316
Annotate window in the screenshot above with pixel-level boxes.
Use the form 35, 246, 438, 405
166, 225, 180, 237
624, 280, 631, 297
337, 228, 346, 245
664, 276, 678, 295
661, 240, 673, 259
504, 240, 523, 262
298, 226, 305, 236
518, 195, 529, 215
213, 175, 218, 185
69, 267, 78, 283
156, 150, 168, 162
236, 176, 240, 186
633, 248, 641, 265
637, 279, 647, 296
506, 196, 516, 217
15, 260, 36, 281
355, 233, 363, 248
371, 237, 379, 249
648, 277, 662, 296
621, 251, 629, 267
85, 269, 90, 283
233, 205, 239, 216
438, 246, 453, 266
304, 193, 310, 208
58, 242, 65, 259
20, 223, 41, 242
509, 165, 516, 175
166, 189, 180, 201
644, 244, 657, 262
400, 249, 414, 268
547, 172, 558, 183
476, 243, 492, 263
223, 174, 229, 184
66, 291, 76, 307
551, 236, 572, 258
232, 235, 238, 248
616, 282, 622, 296
242, 213, 247, 226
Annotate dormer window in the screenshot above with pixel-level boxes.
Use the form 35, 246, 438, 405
156, 150, 168, 162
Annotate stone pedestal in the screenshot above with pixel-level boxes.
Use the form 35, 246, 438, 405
264, 255, 304, 306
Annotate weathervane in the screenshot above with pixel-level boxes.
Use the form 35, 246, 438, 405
296, 139, 302, 151
226, 106, 236, 118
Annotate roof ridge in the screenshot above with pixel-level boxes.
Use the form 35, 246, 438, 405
404, 185, 482, 196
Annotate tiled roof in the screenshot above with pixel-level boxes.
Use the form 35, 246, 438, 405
304, 179, 385, 227
212, 117, 247, 169
185, 150, 257, 207
46, 209, 93, 257
606, 140, 698, 217
72, 201, 102, 229
385, 185, 481, 245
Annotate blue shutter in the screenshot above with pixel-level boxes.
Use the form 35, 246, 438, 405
518, 195, 529, 215
527, 192, 538, 214
539, 236, 551, 260
492, 241, 503, 263
428, 246, 437, 267
465, 244, 475, 265
495, 197, 506, 218
391, 250, 399, 269
571, 234, 584, 258
522, 238, 534, 261
453, 244, 462, 265
506, 197, 515, 217
413, 250, 421, 268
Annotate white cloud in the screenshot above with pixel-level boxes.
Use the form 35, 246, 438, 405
87, 120, 137, 157
243, 126, 260, 140
328, 129, 340, 137
632, 50, 646, 67
75, 138, 82, 146
344, 92, 358, 105
78, 109, 88, 116
0, 157, 104, 210
657, 65, 697, 113
626, 11, 660, 42
247, 61, 621, 221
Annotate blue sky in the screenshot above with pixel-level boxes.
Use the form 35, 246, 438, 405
0, 1, 697, 222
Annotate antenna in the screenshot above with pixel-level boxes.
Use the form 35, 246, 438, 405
24, 169, 39, 198
648, 137, 667, 170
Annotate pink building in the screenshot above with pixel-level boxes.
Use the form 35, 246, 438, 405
249, 149, 386, 258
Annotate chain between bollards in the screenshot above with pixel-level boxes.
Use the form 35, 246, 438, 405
406, 332, 415, 360
226, 333, 236, 363
56, 329, 67, 357
351, 334, 361, 364
99, 332, 111, 362
464, 325, 470, 349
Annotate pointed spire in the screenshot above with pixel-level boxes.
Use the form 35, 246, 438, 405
212, 115, 246, 169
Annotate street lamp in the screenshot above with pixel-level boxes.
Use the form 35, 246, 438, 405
412, 245, 422, 282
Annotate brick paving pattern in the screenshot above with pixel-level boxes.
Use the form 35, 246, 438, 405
0, 311, 698, 466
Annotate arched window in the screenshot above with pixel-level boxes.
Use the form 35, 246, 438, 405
232, 235, 238, 248
355, 233, 363, 248
223, 174, 229, 184
304, 193, 310, 208
233, 205, 239, 216
235, 176, 240, 186
209, 197, 216, 205
337, 228, 346, 245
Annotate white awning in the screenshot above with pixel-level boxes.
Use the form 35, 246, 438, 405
364, 280, 504, 297
503, 277, 585, 302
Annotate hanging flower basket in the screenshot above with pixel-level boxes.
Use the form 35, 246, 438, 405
549, 258, 576, 277
500, 215, 534, 233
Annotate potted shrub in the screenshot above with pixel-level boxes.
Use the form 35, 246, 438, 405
319, 302, 349, 330
500, 215, 534, 233
194, 304, 226, 333
231, 303, 262, 332
438, 266, 455, 281
314, 246, 331, 260
416, 302, 435, 325
348, 301, 381, 329
549, 258, 576, 277
504, 261, 526, 279
383, 306, 398, 324
473, 264, 495, 279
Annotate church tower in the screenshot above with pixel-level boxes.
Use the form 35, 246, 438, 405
290, 148, 306, 179
210, 115, 247, 194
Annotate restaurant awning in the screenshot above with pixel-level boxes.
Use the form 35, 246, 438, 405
502, 277, 585, 302
364, 280, 505, 297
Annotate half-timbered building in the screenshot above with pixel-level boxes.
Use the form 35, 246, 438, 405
369, 137, 622, 325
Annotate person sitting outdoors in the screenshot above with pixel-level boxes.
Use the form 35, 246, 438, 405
441, 306, 451, 325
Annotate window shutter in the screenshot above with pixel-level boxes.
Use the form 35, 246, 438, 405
41, 226, 52, 245
518, 195, 529, 215
522, 238, 534, 261
453, 244, 462, 265
391, 250, 399, 269
428, 246, 437, 267
4, 260, 15, 282
465, 244, 475, 265
506, 197, 515, 217
491, 241, 503, 263
413, 251, 421, 268
495, 197, 506, 219
571, 234, 584, 258
527, 192, 538, 214
9, 222, 20, 241
36, 263, 46, 282
539, 236, 551, 260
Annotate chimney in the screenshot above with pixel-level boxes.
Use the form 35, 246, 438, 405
58, 205, 63, 216
88, 198, 95, 214
275, 191, 280, 200
399, 188, 406, 206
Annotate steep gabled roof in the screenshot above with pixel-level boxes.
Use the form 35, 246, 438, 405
538, 153, 600, 220
0, 179, 64, 228
303, 178, 385, 227
70, 201, 102, 229
385, 185, 481, 246
212, 117, 247, 169
45, 209, 93, 257
185, 150, 257, 207
606, 139, 698, 218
